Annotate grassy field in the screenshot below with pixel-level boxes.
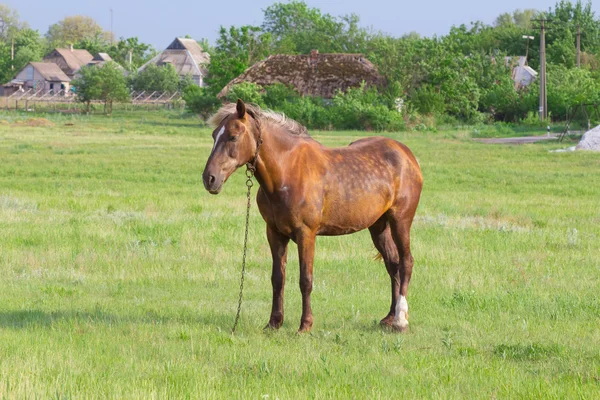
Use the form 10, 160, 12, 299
0, 110, 598, 398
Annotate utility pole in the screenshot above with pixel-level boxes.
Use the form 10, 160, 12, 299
577, 24, 581, 68
533, 18, 551, 122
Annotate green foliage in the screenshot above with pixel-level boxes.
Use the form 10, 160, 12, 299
262, 83, 300, 108
108, 37, 157, 71
204, 26, 272, 95
71, 65, 101, 112
547, 64, 599, 119
262, 1, 368, 53
410, 85, 446, 116
72, 62, 129, 115
182, 85, 221, 120
328, 84, 405, 131
45, 15, 112, 48
130, 64, 181, 93
224, 82, 265, 106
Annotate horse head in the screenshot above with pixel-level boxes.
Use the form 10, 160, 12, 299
202, 99, 260, 194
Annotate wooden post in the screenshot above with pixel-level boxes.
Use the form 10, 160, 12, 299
577, 24, 581, 68
540, 19, 547, 121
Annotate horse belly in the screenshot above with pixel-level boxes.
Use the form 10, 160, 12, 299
318, 184, 393, 236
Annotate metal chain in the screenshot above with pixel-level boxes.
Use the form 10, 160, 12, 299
232, 118, 262, 334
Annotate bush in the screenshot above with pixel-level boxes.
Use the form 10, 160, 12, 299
225, 82, 265, 106
130, 64, 181, 93
409, 85, 445, 116
219, 82, 405, 131
263, 83, 300, 108
183, 86, 221, 120
329, 84, 405, 131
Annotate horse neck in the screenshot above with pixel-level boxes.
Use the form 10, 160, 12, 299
254, 122, 302, 194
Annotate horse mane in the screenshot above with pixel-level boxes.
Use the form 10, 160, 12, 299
208, 103, 310, 137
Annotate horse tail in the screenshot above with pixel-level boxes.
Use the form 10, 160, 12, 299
373, 251, 383, 262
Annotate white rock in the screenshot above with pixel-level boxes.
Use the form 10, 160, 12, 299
576, 125, 600, 151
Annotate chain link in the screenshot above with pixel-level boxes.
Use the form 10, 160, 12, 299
232, 119, 262, 334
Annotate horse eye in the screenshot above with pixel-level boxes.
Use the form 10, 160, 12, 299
229, 136, 239, 142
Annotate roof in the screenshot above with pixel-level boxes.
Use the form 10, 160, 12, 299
29, 62, 71, 82
138, 38, 210, 77
93, 53, 112, 62
504, 56, 528, 67
86, 53, 123, 69
218, 52, 383, 98
44, 48, 94, 74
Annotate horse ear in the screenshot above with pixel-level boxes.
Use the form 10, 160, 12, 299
236, 98, 246, 119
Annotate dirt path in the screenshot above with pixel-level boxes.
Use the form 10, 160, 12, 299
473, 134, 558, 144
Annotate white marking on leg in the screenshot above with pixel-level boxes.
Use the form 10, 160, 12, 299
393, 295, 409, 330
212, 126, 225, 151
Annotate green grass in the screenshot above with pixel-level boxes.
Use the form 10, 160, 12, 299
0, 111, 599, 398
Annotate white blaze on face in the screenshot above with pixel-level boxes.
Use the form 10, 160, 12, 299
212, 125, 225, 152
393, 295, 409, 329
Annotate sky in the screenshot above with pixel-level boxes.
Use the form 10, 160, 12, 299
6, 0, 600, 49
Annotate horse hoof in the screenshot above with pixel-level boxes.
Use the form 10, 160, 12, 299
380, 315, 395, 327
297, 324, 313, 334
391, 319, 409, 333
264, 321, 282, 331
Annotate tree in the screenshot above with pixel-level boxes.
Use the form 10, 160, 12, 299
205, 25, 272, 94
262, 1, 369, 54
495, 9, 538, 29
46, 16, 112, 48
13, 28, 44, 71
72, 62, 129, 115
130, 63, 181, 93
0, 4, 26, 41
182, 85, 221, 120
107, 37, 156, 71
71, 65, 101, 112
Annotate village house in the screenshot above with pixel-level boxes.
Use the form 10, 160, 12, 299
9, 62, 71, 93
504, 56, 538, 89
138, 37, 210, 86
86, 52, 114, 67
218, 50, 383, 99
43, 46, 94, 79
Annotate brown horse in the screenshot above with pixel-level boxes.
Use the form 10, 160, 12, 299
202, 99, 422, 333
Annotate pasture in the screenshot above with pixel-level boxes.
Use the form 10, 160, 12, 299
0, 111, 598, 398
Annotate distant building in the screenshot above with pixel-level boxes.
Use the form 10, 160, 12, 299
218, 50, 383, 99
43, 45, 94, 79
505, 56, 538, 89
138, 38, 210, 86
86, 52, 114, 67
73, 53, 127, 78
9, 62, 71, 92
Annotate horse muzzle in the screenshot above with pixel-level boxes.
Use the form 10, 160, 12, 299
202, 171, 223, 194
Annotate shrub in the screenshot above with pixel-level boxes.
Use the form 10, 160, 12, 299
263, 83, 300, 108
224, 82, 265, 106
183, 86, 221, 120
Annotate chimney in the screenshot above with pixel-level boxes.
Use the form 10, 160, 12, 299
69, 44, 74, 51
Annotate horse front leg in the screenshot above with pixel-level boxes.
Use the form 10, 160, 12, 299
297, 230, 316, 333
265, 225, 290, 330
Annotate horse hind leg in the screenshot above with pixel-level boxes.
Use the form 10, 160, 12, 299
387, 208, 417, 332
368, 220, 401, 328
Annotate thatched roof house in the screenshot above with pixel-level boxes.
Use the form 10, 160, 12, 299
43, 46, 94, 78
218, 50, 383, 99
138, 38, 210, 86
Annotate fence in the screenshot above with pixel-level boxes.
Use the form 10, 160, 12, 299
1, 89, 183, 113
